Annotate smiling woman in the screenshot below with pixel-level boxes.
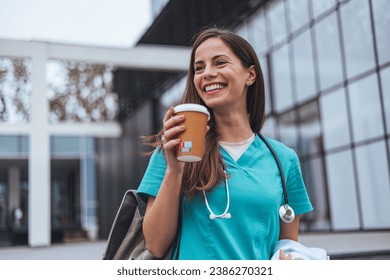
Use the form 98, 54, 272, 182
136, 27, 314, 260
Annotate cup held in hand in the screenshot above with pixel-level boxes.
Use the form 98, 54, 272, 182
174, 104, 210, 162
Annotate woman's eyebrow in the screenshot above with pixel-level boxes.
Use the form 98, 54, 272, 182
194, 54, 229, 65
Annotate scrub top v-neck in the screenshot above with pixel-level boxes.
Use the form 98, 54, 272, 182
137, 135, 313, 260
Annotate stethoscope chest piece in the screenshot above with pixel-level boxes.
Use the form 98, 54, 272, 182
279, 204, 295, 223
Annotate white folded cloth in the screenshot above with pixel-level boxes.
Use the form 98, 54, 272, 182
271, 239, 329, 260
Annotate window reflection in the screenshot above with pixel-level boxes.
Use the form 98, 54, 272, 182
298, 101, 322, 156
271, 44, 294, 113
315, 13, 344, 91
278, 110, 299, 151
262, 117, 277, 139
293, 30, 317, 103
355, 141, 390, 228
261, 54, 272, 115
235, 24, 249, 41
379, 67, 390, 133
287, 0, 310, 32
341, 0, 376, 79
372, 0, 390, 65
301, 157, 330, 230
325, 150, 360, 230
51, 136, 80, 154
249, 8, 269, 55
0, 58, 32, 123
348, 73, 384, 143
0, 136, 29, 155
266, 0, 288, 46
311, 0, 337, 19
320, 88, 351, 150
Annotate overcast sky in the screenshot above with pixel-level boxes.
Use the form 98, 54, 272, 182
0, 0, 152, 48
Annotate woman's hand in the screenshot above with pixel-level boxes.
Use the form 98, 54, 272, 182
279, 250, 292, 260
162, 107, 186, 173
279, 249, 303, 260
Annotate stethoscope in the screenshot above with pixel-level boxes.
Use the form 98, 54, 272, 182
202, 134, 295, 223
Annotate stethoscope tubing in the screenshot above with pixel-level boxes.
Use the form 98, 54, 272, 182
203, 134, 294, 223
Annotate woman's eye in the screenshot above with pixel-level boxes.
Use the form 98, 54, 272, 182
216, 60, 226, 66
195, 66, 204, 72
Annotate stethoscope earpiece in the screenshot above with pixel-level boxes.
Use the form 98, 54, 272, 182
204, 170, 232, 220
279, 204, 295, 223
209, 213, 231, 220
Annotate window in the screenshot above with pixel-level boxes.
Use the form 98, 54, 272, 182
320, 88, 351, 150
278, 110, 299, 151
315, 13, 344, 91
312, 0, 337, 19
340, 0, 376, 79
325, 150, 360, 230
266, 0, 288, 46
0, 136, 29, 155
301, 157, 330, 230
298, 101, 322, 156
260, 54, 272, 115
51, 136, 80, 154
0, 57, 32, 123
372, 0, 390, 65
292, 30, 317, 103
348, 73, 384, 143
235, 24, 249, 41
262, 117, 277, 139
287, 0, 310, 32
379, 67, 390, 133
355, 141, 390, 228
249, 8, 269, 55
271, 44, 294, 113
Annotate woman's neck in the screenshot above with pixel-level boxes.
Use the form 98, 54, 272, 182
213, 110, 253, 142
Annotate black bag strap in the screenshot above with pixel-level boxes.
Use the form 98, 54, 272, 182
102, 189, 141, 260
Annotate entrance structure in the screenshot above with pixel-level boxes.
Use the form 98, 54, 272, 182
0, 39, 190, 246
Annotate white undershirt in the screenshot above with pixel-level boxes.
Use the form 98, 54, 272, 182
219, 134, 256, 162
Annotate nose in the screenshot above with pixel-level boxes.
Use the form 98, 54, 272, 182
203, 65, 217, 79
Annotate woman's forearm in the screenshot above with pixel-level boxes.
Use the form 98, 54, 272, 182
142, 167, 183, 258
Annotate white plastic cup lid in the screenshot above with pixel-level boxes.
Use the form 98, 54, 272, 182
174, 103, 210, 120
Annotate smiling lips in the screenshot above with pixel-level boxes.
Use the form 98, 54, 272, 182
204, 83, 226, 93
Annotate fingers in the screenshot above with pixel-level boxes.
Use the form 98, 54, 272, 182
279, 249, 292, 260
164, 125, 185, 142
162, 107, 175, 123
163, 114, 185, 133
162, 107, 185, 143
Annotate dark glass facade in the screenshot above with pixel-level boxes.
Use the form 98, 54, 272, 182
234, 0, 390, 231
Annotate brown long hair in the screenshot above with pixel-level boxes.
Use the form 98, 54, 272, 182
143, 27, 265, 198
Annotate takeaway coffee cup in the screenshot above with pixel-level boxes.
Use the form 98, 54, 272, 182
174, 103, 210, 162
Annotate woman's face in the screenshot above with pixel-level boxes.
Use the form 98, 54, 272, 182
193, 37, 255, 112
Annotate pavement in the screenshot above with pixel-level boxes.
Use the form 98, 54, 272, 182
299, 231, 390, 259
0, 240, 107, 260
0, 231, 389, 260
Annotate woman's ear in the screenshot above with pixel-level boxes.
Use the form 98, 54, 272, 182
246, 65, 256, 86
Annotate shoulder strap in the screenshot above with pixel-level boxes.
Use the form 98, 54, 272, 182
102, 189, 140, 260
257, 134, 289, 205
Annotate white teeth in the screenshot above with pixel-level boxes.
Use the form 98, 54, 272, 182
205, 84, 224, 92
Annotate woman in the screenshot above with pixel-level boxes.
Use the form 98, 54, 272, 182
137, 27, 313, 260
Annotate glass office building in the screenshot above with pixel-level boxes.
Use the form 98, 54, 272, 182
160, 0, 390, 232
241, 0, 390, 231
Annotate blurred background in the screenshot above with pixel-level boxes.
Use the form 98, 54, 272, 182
0, 0, 389, 259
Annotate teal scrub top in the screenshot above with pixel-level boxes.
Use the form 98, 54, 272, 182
137, 135, 313, 260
